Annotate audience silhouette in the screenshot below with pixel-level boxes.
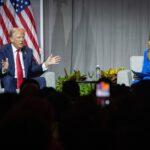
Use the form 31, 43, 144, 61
0, 78, 149, 149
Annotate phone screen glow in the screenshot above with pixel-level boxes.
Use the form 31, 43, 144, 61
96, 82, 110, 97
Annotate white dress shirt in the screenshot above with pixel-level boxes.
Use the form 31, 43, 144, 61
12, 44, 25, 78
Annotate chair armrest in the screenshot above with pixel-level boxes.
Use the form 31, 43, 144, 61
41, 71, 56, 88
117, 70, 132, 86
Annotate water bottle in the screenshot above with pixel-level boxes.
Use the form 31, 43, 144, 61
96, 65, 101, 81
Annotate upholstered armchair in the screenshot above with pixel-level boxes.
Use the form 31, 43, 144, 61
117, 56, 144, 86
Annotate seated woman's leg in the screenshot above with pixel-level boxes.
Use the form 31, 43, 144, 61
1, 75, 16, 93
132, 79, 141, 84
143, 76, 150, 80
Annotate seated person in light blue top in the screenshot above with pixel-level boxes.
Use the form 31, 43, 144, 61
133, 39, 150, 84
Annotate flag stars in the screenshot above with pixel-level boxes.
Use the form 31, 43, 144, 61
0, 1, 3, 6
0, 0, 3, 5
25, 1, 28, 5
10, 0, 30, 13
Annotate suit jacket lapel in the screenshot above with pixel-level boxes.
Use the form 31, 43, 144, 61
6, 44, 15, 76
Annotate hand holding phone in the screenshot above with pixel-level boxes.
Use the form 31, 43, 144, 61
96, 81, 110, 97
96, 81, 110, 107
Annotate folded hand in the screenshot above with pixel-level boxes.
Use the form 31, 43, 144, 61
133, 74, 140, 80
2, 58, 9, 73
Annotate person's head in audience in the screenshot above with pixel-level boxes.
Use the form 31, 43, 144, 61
62, 80, 80, 103
0, 97, 62, 150
34, 87, 71, 122
59, 95, 102, 150
98, 77, 112, 85
0, 93, 20, 120
20, 79, 40, 96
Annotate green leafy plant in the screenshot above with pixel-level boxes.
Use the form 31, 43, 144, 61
56, 68, 93, 95
56, 67, 125, 95
101, 67, 125, 84
79, 83, 95, 95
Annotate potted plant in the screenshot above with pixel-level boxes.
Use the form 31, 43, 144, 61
56, 67, 125, 95
56, 68, 94, 95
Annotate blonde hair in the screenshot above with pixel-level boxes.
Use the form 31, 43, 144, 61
9, 27, 25, 37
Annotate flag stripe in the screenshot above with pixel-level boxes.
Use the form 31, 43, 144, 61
1, 4, 15, 44
1, 7, 13, 34
25, 7, 37, 33
3, 4, 17, 27
18, 12, 40, 56
0, 36, 3, 46
20, 9, 38, 45
0, 15, 10, 42
0, 25, 7, 45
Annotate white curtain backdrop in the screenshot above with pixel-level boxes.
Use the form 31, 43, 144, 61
43, 0, 150, 78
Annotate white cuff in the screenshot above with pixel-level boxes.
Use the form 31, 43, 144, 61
42, 63, 48, 71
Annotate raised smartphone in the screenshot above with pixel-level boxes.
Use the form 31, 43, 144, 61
96, 81, 110, 106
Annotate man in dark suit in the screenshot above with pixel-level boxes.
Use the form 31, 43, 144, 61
0, 27, 61, 93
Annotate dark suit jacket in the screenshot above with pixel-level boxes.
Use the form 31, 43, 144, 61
0, 43, 43, 78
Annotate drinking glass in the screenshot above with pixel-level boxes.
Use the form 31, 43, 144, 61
87, 71, 94, 81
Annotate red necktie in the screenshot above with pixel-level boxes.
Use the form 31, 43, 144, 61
16, 49, 23, 89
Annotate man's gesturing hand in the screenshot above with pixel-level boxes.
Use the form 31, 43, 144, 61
44, 54, 61, 68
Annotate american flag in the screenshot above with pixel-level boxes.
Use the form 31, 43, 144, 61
0, 0, 41, 64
